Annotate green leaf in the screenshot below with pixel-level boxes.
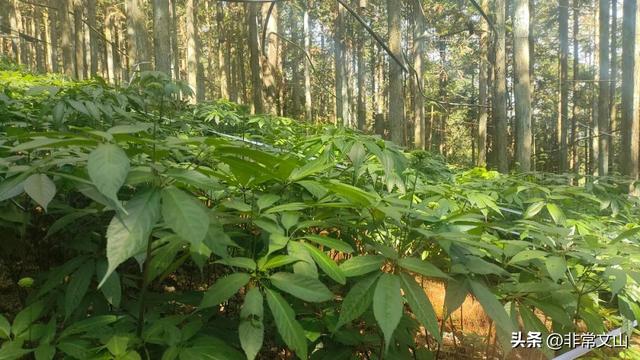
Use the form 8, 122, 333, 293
0, 314, 10, 339
64, 261, 94, 318
302, 242, 346, 284
398, 257, 450, 279
373, 274, 403, 352
88, 144, 130, 205
399, 273, 441, 342
34, 344, 55, 360
0, 172, 30, 202
239, 288, 264, 360
546, 203, 566, 225
264, 202, 308, 214
302, 235, 354, 253
99, 189, 161, 288
270, 272, 333, 302
200, 273, 251, 308
96, 261, 121, 307
265, 288, 308, 360
613, 226, 640, 243
545, 256, 566, 282
508, 250, 547, 265
0, 342, 32, 360
260, 255, 299, 270
179, 336, 244, 360
11, 301, 45, 336
339, 255, 385, 277
523, 201, 545, 219
215, 257, 257, 271
469, 280, 514, 333
161, 186, 210, 246
444, 279, 468, 317
336, 273, 380, 329
59, 315, 119, 339
288, 158, 332, 181
23, 174, 56, 212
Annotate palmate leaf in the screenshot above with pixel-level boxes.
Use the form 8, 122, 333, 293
265, 288, 308, 360
99, 189, 161, 288
373, 273, 403, 352
88, 144, 130, 205
239, 288, 264, 360
161, 186, 210, 246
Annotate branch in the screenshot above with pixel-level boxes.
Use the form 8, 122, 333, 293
468, 0, 495, 31
261, 1, 278, 56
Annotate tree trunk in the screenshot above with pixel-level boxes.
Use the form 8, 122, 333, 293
217, 2, 229, 98
387, 0, 405, 146
591, 5, 600, 175
247, 2, 264, 114
571, 2, 579, 174
153, 0, 171, 76
334, 4, 349, 125
621, 0, 639, 181
559, 0, 569, 172
34, 6, 45, 72
185, 0, 201, 102
170, 0, 180, 80
609, 0, 618, 171
598, 0, 611, 176
303, 0, 313, 121
87, 0, 98, 76
105, 11, 116, 83
356, 4, 367, 131
48, 0, 59, 72
412, 0, 425, 149
513, 0, 532, 171
262, 3, 279, 114
126, 0, 151, 75
73, 0, 85, 79
493, 0, 508, 172
60, 0, 74, 77
477, 0, 490, 166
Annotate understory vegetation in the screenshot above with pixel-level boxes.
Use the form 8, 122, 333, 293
1, 67, 640, 359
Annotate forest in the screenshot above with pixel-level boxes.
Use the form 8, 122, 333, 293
1, 0, 640, 359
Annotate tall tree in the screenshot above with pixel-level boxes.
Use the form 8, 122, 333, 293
493, 0, 508, 172
185, 0, 202, 102
153, 0, 172, 76
48, 0, 59, 72
571, 1, 580, 173
303, 0, 313, 121
126, 0, 151, 74
73, 0, 84, 79
170, 0, 180, 80
477, 0, 490, 167
514, 0, 532, 171
387, 0, 405, 146
88, 0, 98, 76
559, 0, 569, 172
335, 4, 349, 125
609, 0, 619, 170
597, 0, 611, 176
217, 2, 230, 98
247, 2, 264, 113
60, 0, 74, 77
621, 0, 639, 180
262, 3, 280, 114
412, 0, 426, 149
356, 1, 367, 131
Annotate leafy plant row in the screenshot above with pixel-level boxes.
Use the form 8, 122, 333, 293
0, 69, 639, 359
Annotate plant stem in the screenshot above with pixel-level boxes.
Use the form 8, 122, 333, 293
137, 236, 153, 338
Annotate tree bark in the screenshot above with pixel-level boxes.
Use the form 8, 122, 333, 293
598, 0, 611, 176
170, 0, 180, 80
335, 4, 349, 125
303, 0, 313, 121
356, 3, 367, 131
126, 0, 151, 75
609, 0, 619, 171
513, 0, 532, 171
87, 0, 98, 76
60, 0, 74, 77
559, 0, 569, 172
185, 0, 202, 102
217, 2, 230, 98
247, 2, 264, 114
493, 0, 508, 172
571, 1, 579, 173
477, 0, 489, 166
621, 0, 639, 181
262, 2, 280, 114
412, 0, 425, 149
387, 0, 405, 146
48, 0, 59, 72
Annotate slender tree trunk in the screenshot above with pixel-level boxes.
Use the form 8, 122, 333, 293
335, 4, 349, 125
514, 0, 532, 171
170, 0, 180, 80
153, 0, 171, 76
494, 0, 509, 172
559, 0, 569, 172
598, 0, 611, 176
262, 2, 279, 114
412, 0, 426, 149
105, 11, 116, 83
621, 0, 639, 181
387, 0, 405, 145
34, 6, 45, 72
356, 4, 367, 131
609, 0, 618, 171
9, 0, 22, 64
217, 2, 229, 98
591, 5, 600, 175
48, 0, 59, 72
87, 0, 98, 76
248, 2, 264, 113
477, 0, 490, 167
185, 0, 201, 102
73, 0, 85, 79
303, 0, 313, 121
571, 2, 580, 173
